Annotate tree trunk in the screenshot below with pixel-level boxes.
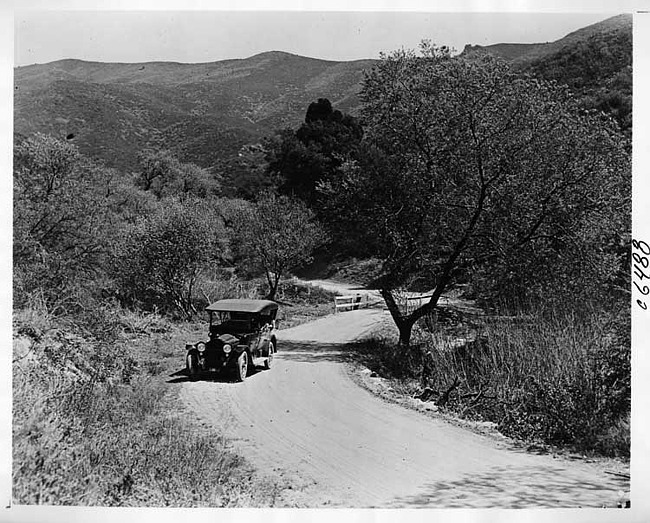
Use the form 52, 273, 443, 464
265, 270, 276, 300
381, 289, 416, 347
398, 321, 415, 347
266, 272, 281, 301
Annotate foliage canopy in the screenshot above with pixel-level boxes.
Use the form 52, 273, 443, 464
14, 134, 113, 311
265, 98, 363, 206
320, 43, 629, 344
228, 193, 327, 299
113, 199, 225, 318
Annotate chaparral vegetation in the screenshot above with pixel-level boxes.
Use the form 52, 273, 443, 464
13, 13, 632, 506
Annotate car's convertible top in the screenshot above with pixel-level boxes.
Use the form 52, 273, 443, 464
205, 299, 278, 314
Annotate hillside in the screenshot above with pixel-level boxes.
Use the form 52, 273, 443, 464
462, 42, 546, 61
14, 14, 632, 181
462, 14, 632, 135
14, 51, 375, 173
462, 13, 631, 64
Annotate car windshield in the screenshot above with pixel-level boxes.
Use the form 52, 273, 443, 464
213, 311, 251, 323
211, 311, 256, 332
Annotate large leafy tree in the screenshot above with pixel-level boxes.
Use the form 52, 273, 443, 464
113, 199, 225, 318
228, 193, 327, 300
265, 98, 363, 206
322, 43, 629, 345
135, 149, 221, 200
13, 134, 112, 310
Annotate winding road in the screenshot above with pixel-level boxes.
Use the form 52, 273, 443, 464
179, 291, 629, 508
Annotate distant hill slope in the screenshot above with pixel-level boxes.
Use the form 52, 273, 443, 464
462, 14, 632, 135
14, 51, 375, 172
15, 14, 632, 182
462, 14, 631, 64
520, 14, 632, 86
462, 42, 546, 62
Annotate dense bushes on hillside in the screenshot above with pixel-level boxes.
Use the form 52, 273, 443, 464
356, 304, 630, 457
526, 29, 631, 90
12, 304, 281, 506
12, 131, 333, 329
111, 198, 227, 318
315, 43, 630, 345
12, 132, 331, 505
14, 133, 115, 312
523, 28, 632, 137
13, 133, 326, 318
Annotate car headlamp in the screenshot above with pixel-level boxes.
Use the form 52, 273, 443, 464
223, 344, 232, 354
197, 342, 206, 353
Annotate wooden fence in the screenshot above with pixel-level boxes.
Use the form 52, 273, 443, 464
398, 294, 434, 315
334, 294, 385, 313
334, 292, 435, 314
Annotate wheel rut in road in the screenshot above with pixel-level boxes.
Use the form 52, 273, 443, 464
179, 308, 628, 508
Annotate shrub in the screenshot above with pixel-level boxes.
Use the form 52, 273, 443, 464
356, 301, 630, 457
353, 336, 423, 383
273, 279, 337, 305
227, 193, 328, 300
135, 149, 221, 199
193, 273, 261, 311
13, 309, 280, 506
13, 134, 112, 313
113, 198, 226, 318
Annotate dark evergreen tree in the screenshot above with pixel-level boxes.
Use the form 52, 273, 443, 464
265, 98, 363, 206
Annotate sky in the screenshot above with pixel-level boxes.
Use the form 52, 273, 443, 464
14, 10, 620, 66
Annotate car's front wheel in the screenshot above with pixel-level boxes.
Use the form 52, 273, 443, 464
236, 351, 248, 382
186, 352, 199, 381
265, 340, 275, 370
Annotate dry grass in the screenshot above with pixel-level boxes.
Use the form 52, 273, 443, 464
12, 277, 336, 506
275, 279, 338, 329
354, 302, 630, 458
12, 305, 282, 507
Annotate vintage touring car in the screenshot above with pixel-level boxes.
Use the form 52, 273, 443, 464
185, 299, 279, 382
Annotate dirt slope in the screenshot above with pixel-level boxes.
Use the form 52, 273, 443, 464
179, 308, 628, 508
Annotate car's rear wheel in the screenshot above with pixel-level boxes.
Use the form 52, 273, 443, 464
186, 352, 199, 381
236, 351, 248, 382
265, 340, 275, 370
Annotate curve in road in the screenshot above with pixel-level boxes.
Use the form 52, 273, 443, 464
179, 309, 628, 508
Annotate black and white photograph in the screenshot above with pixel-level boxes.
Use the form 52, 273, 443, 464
4, 1, 649, 521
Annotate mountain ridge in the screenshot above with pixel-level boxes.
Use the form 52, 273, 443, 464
14, 14, 631, 179
461, 13, 631, 63
14, 51, 376, 173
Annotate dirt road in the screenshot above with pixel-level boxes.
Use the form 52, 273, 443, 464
179, 307, 629, 508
